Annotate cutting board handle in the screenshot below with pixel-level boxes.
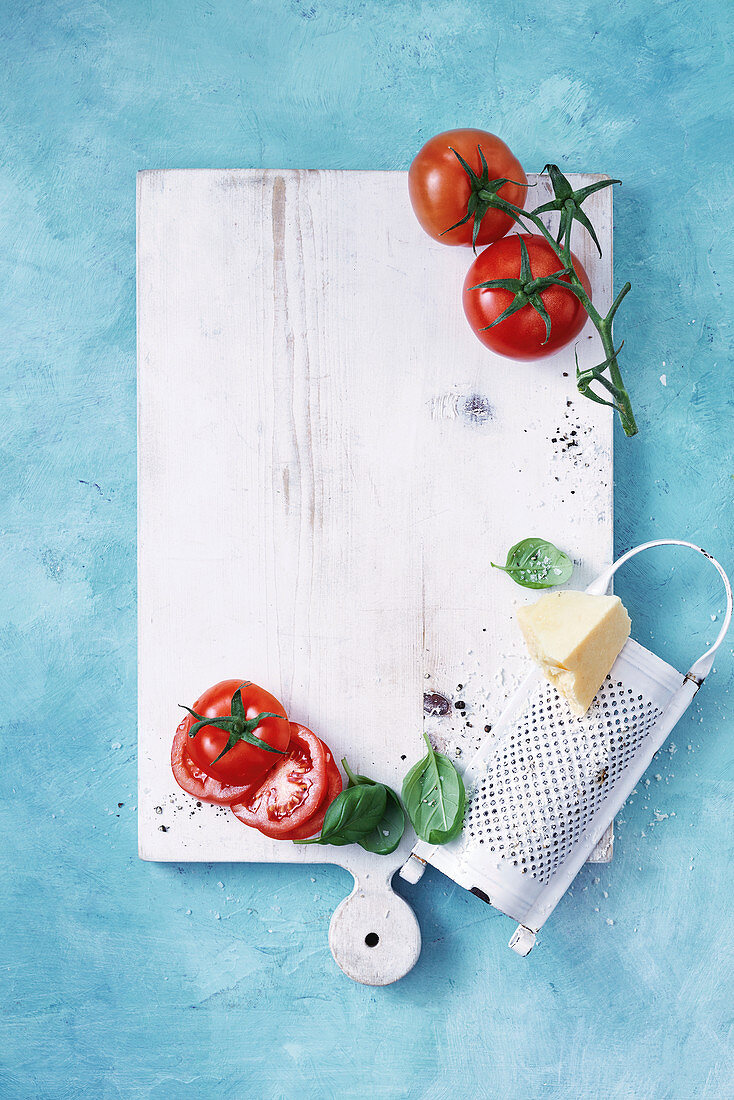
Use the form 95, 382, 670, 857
329, 870, 421, 985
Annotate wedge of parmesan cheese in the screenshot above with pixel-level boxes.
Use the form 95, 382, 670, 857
517, 590, 631, 717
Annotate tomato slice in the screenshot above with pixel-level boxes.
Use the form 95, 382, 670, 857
171, 719, 258, 805
230, 724, 327, 838
280, 747, 342, 841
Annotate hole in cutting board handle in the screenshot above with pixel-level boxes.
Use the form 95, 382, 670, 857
364, 932, 380, 947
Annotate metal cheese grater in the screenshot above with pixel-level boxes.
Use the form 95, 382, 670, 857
400, 540, 732, 956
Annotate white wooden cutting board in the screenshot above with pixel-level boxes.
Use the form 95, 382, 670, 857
137, 169, 614, 984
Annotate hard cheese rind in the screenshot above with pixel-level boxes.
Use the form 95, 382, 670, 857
517, 591, 631, 716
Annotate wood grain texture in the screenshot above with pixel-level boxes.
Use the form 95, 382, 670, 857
137, 169, 614, 881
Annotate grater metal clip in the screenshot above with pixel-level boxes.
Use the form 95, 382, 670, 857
400, 540, 732, 955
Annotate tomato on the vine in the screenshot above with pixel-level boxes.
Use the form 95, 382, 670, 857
408, 129, 527, 248
230, 724, 330, 838
171, 679, 291, 803
462, 233, 592, 359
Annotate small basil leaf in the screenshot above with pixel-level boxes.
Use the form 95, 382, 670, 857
402, 733, 465, 846
342, 758, 405, 855
491, 537, 573, 589
295, 782, 387, 846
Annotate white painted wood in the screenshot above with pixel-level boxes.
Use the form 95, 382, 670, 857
138, 169, 614, 983
329, 861, 421, 986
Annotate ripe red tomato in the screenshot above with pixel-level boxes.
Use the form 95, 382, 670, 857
176, 679, 291, 791
408, 128, 527, 247
280, 746, 343, 841
171, 718, 258, 805
230, 724, 328, 838
462, 234, 592, 359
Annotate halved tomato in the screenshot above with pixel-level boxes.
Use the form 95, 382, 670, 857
171, 719, 258, 805
281, 748, 343, 841
230, 724, 328, 838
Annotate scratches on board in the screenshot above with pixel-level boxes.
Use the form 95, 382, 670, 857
270, 174, 320, 700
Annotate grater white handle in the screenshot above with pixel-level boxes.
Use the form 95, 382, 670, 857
585, 539, 732, 683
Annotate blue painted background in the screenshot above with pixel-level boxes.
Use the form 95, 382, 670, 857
2, 1, 732, 1097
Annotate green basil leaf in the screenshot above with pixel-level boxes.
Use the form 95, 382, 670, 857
319, 783, 387, 845
343, 758, 405, 856
491, 537, 573, 589
295, 782, 387, 846
402, 733, 466, 846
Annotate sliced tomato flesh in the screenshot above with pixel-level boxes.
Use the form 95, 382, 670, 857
171, 720, 258, 805
230, 723, 328, 838
281, 747, 342, 841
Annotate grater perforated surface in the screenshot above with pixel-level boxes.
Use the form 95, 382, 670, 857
463, 674, 663, 885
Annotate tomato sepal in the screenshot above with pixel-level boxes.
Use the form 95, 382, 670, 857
180, 685, 286, 764
533, 164, 621, 258
442, 142, 528, 252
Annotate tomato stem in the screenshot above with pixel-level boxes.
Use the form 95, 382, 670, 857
179, 686, 286, 762
483, 168, 638, 437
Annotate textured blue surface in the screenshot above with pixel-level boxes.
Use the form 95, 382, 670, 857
1, 2, 732, 1097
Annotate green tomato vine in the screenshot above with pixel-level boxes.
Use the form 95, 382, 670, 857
459, 154, 638, 437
